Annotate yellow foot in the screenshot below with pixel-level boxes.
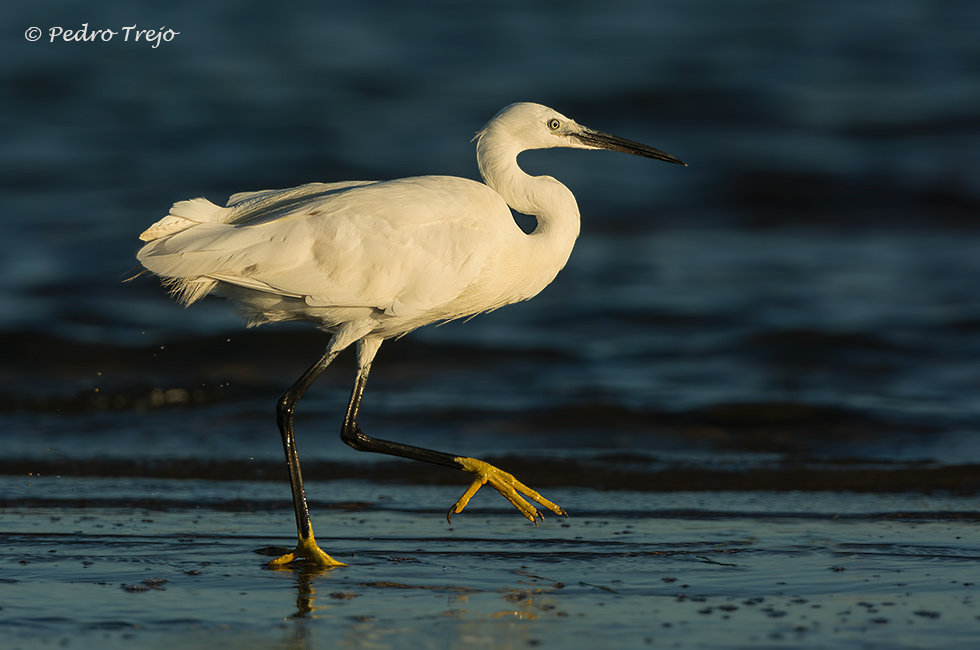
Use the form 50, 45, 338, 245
449, 457, 567, 524
267, 535, 346, 568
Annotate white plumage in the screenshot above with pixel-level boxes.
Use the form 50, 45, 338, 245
140, 178, 507, 327
136, 102, 684, 567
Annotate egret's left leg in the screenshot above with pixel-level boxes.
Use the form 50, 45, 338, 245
340, 338, 567, 523
270, 345, 346, 568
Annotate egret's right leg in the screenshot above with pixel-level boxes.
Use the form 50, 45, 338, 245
339, 337, 567, 524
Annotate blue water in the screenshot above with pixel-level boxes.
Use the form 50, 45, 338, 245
3, 1, 980, 483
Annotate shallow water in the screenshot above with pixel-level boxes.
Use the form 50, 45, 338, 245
3, 478, 978, 650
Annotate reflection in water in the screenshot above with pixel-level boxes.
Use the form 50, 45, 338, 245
266, 559, 344, 619
268, 561, 347, 650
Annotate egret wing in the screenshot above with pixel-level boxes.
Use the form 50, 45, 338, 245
137, 177, 510, 319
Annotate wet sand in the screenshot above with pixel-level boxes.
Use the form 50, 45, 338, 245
3, 478, 977, 649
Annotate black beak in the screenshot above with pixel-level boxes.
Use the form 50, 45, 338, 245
573, 128, 686, 166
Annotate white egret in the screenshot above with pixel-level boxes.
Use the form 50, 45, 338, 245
137, 102, 685, 567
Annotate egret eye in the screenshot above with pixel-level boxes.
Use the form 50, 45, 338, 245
547, 118, 561, 131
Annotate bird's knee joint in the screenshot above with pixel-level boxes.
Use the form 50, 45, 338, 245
341, 424, 372, 452
277, 394, 297, 416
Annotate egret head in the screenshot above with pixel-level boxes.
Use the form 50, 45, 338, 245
479, 102, 686, 166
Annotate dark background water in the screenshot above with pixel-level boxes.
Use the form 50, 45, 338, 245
3, 0, 980, 485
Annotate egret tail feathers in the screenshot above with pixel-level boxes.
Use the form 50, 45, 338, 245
139, 198, 226, 242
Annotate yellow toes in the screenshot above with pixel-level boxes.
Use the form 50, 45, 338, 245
449, 457, 567, 523
268, 535, 346, 568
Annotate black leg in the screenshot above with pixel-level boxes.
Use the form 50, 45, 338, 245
268, 348, 345, 567
276, 348, 338, 542
338, 338, 566, 524
339, 339, 463, 470
270, 333, 565, 567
